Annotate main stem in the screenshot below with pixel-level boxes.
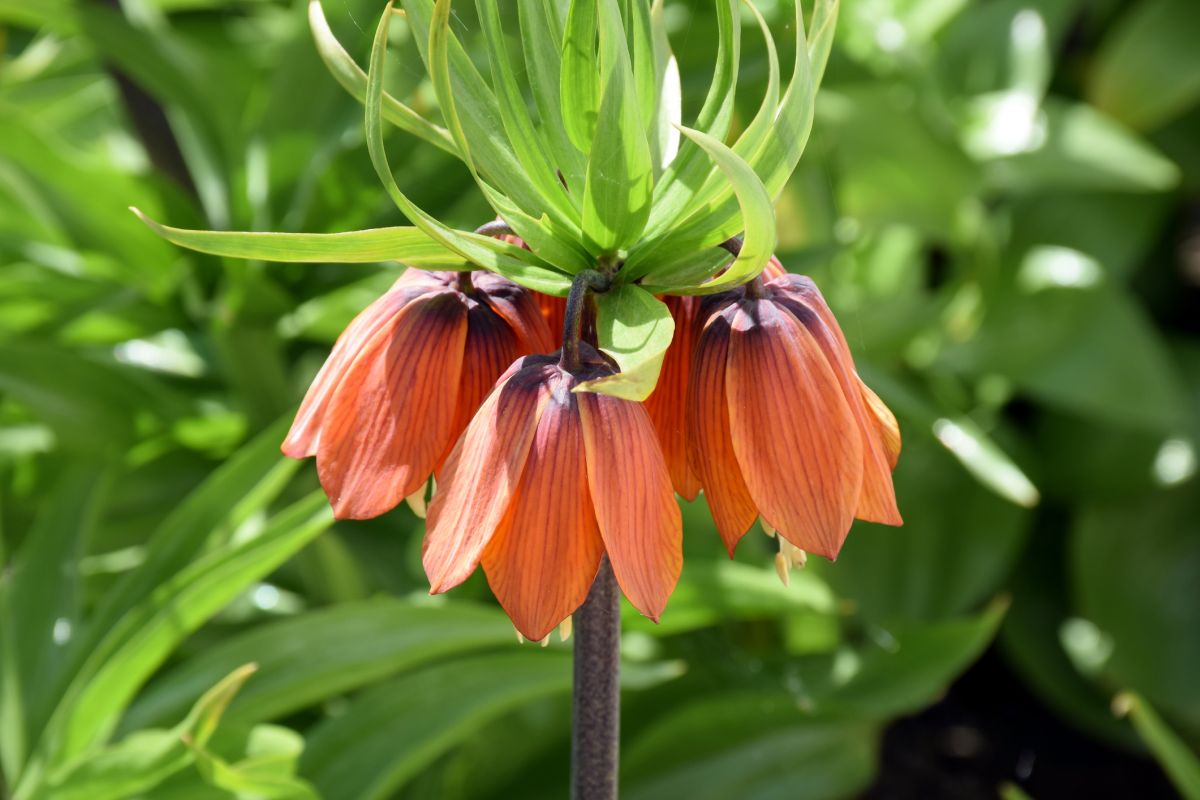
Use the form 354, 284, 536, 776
571, 558, 620, 800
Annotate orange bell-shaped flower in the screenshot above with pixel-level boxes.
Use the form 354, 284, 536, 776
422, 345, 683, 641
282, 269, 553, 519
688, 272, 901, 559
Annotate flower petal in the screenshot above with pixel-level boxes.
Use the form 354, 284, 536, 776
860, 378, 901, 468
577, 390, 682, 622
770, 277, 901, 525
645, 296, 702, 501
315, 290, 467, 519
726, 300, 864, 559
687, 307, 758, 554
423, 361, 553, 593
481, 376, 604, 641
282, 283, 425, 458
474, 272, 556, 353
440, 300, 525, 467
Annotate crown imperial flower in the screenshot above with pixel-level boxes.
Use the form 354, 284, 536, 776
422, 344, 682, 641
688, 272, 902, 559
282, 269, 552, 519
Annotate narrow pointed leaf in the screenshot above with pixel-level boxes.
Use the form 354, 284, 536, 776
647, 126, 774, 293
475, 0, 579, 220
560, 0, 602, 152
518, 0, 588, 192
365, 4, 570, 295
581, 0, 654, 253
134, 210, 469, 267
307, 0, 456, 155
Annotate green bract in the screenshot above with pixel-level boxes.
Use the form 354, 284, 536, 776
137, 0, 839, 399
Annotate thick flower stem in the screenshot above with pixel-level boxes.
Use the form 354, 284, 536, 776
571, 558, 620, 800
560, 269, 611, 372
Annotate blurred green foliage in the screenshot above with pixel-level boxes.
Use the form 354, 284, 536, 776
1, 0, 1198, 797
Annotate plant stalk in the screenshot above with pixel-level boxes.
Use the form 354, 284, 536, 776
571, 558, 620, 800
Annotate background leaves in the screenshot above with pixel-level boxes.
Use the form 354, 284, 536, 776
1, 0, 1198, 797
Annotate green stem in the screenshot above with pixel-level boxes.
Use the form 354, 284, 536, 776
559, 270, 610, 372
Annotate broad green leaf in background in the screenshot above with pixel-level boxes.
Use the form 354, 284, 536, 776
34, 492, 334, 774
123, 599, 518, 730
301, 652, 573, 800
574, 284, 673, 401
40, 665, 259, 800
1088, 0, 1200, 131
1114, 692, 1200, 800
623, 694, 877, 800
1071, 487, 1200, 734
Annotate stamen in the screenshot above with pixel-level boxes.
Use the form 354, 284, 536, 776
559, 616, 573, 642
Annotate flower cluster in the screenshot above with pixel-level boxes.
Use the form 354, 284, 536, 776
285, 257, 901, 641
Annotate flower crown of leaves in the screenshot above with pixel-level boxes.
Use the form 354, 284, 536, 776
138, 0, 839, 400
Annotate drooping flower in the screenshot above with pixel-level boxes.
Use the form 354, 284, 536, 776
282, 269, 553, 519
688, 272, 902, 559
422, 344, 683, 641
643, 257, 787, 501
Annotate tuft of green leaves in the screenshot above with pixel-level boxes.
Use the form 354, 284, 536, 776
139, 0, 839, 398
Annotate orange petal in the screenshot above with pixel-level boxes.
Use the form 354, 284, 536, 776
725, 300, 864, 559
422, 360, 553, 593
282, 283, 426, 458
687, 307, 758, 554
859, 378, 901, 469
770, 277, 901, 525
314, 291, 468, 519
644, 296, 702, 501
438, 300, 524, 469
474, 272, 556, 353
536, 293, 567, 347
577, 389, 682, 622
481, 375, 604, 641
763, 255, 787, 279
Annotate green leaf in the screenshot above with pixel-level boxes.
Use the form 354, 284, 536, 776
580, 0, 654, 254
1114, 693, 1200, 800
518, 0, 589, 192
307, 0, 457, 155
123, 599, 518, 731
639, 0, 739, 237
647, 0, 681, 174
640, 126, 774, 293
1072, 487, 1200, 733
818, 426, 1031, 622
35, 492, 334, 772
624, 694, 876, 800
574, 284, 673, 401
560, 0, 602, 153
399, 0, 566, 223
623, 559, 837, 637
187, 724, 318, 800
365, 4, 570, 295
1088, 0, 1200, 131
475, 0, 580, 221
804, 599, 1009, 718
133, 209, 468, 268
8, 468, 110, 748
301, 652, 572, 800
40, 666, 258, 800
70, 420, 299, 683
